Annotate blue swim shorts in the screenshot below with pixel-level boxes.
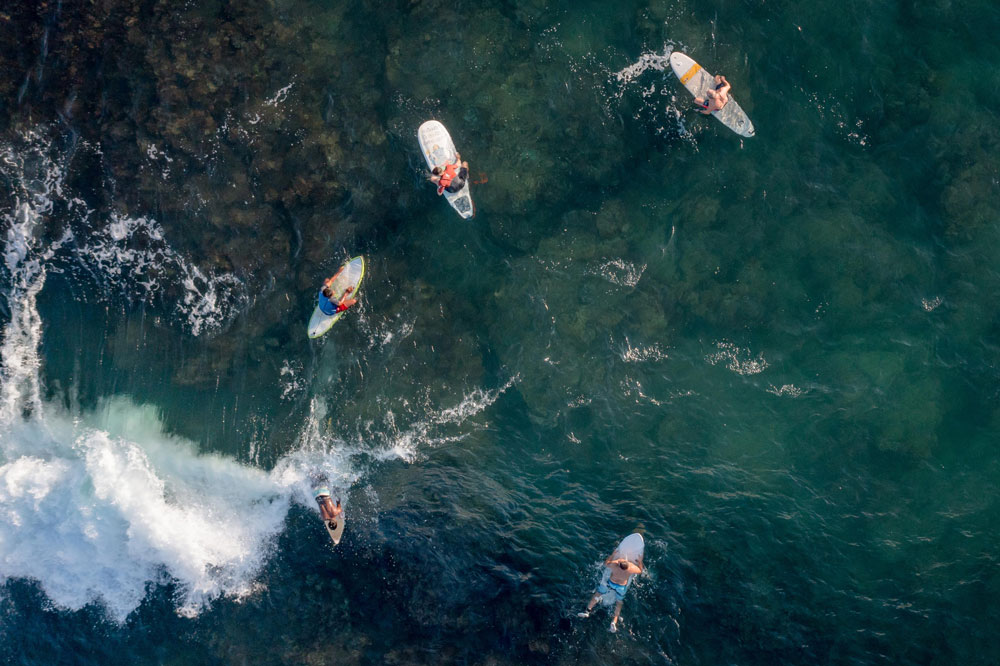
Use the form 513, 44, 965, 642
597, 578, 629, 602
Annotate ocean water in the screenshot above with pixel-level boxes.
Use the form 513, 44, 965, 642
1, 0, 999, 664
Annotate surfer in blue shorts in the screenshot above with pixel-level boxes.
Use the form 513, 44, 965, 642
317, 268, 357, 316
694, 74, 731, 114
578, 554, 644, 632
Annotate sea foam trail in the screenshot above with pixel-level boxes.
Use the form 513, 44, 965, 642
609, 48, 697, 141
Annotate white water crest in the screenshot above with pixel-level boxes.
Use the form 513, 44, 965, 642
0, 130, 291, 621
0, 399, 292, 621
1, 128, 511, 621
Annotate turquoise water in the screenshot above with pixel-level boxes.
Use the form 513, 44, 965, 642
2, 0, 999, 663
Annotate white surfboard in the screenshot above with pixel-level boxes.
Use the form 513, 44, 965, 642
417, 120, 474, 219
307, 256, 365, 339
313, 487, 345, 546
669, 52, 755, 138
598, 532, 645, 605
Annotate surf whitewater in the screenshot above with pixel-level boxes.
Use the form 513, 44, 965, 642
0, 129, 513, 621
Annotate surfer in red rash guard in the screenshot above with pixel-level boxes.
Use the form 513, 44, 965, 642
429, 151, 470, 195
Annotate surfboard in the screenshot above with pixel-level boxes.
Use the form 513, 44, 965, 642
417, 120, 475, 219
307, 255, 365, 339
669, 52, 755, 138
598, 532, 645, 605
313, 487, 346, 546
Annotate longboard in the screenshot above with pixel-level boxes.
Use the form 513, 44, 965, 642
598, 532, 645, 605
313, 487, 345, 546
307, 255, 365, 339
669, 52, 755, 138
417, 120, 474, 219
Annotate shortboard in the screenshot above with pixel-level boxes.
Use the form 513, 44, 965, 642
307, 255, 365, 339
669, 52, 755, 138
417, 120, 474, 219
313, 486, 346, 546
598, 532, 645, 605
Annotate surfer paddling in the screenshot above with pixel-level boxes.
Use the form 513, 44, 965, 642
318, 268, 357, 316
578, 552, 644, 633
429, 152, 469, 195
694, 74, 731, 114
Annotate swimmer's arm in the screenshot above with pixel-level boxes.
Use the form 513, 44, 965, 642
325, 267, 345, 286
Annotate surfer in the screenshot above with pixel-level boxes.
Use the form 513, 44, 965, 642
429, 152, 470, 195
578, 554, 644, 632
694, 74, 731, 114
317, 271, 357, 316
316, 493, 343, 530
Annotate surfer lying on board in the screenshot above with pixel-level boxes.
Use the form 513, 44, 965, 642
578, 554, 644, 632
318, 270, 357, 316
694, 74, 731, 114
429, 152, 470, 195
316, 493, 343, 530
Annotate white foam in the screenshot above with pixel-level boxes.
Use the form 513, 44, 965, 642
609, 47, 699, 143
0, 128, 245, 337
362, 377, 517, 463
0, 129, 294, 621
621, 338, 668, 363
591, 258, 646, 288
766, 384, 802, 397
614, 52, 673, 84
921, 296, 943, 312
79, 213, 246, 336
706, 341, 769, 375
0, 127, 510, 623
0, 399, 291, 621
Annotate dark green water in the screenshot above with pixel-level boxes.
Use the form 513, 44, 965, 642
1, 0, 999, 664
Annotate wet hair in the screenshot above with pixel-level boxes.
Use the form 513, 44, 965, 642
432, 166, 443, 175
322, 287, 333, 298
619, 561, 629, 570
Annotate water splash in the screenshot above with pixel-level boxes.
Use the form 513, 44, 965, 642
365, 376, 517, 463
706, 341, 769, 375
0, 127, 512, 623
0, 130, 290, 621
591, 258, 646, 288
77, 213, 247, 336
767, 384, 803, 397
1, 128, 246, 337
607, 46, 697, 141
620, 337, 668, 363
921, 296, 943, 312
614, 52, 673, 85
